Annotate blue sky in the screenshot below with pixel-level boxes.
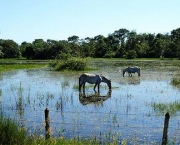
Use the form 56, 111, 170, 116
0, 0, 180, 44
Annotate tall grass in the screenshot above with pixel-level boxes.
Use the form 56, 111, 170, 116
0, 115, 112, 145
152, 101, 180, 115
0, 64, 47, 72
0, 115, 26, 144
171, 73, 180, 88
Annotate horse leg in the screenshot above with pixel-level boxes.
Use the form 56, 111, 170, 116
83, 83, 85, 90
94, 84, 97, 91
97, 84, 100, 92
79, 84, 82, 91
79, 77, 82, 91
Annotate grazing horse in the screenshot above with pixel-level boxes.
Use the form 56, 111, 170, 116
79, 73, 111, 92
123, 66, 140, 77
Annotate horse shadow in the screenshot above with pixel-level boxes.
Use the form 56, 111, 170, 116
79, 90, 111, 105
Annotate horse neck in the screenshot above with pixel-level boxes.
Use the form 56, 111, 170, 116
124, 68, 129, 72
101, 76, 108, 83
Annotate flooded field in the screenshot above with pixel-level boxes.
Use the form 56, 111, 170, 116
0, 60, 180, 144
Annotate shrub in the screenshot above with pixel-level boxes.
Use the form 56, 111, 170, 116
53, 57, 87, 71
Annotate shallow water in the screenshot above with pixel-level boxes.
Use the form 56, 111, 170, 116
0, 66, 180, 144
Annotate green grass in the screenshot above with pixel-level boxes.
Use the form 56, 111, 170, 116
152, 101, 180, 115
0, 58, 48, 72
0, 115, 122, 145
171, 73, 180, 88
0, 64, 47, 72
0, 115, 26, 144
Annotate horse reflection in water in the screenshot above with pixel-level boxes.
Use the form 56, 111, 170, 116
79, 90, 112, 105
122, 66, 141, 77
79, 73, 111, 92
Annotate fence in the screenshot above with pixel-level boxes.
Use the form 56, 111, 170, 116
45, 108, 170, 144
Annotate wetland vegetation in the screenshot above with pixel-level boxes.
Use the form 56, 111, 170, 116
1, 26, 180, 144
0, 58, 180, 144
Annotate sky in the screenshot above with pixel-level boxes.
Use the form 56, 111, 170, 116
0, 0, 180, 44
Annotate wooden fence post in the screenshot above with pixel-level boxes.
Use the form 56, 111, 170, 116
45, 108, 50, 139
162, 112, 170, 145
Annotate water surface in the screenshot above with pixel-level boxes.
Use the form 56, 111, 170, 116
0, 67, 180, 144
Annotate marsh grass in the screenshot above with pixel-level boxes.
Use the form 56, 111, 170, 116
0, 58, 49, 72
152, 101, 180, 115
0, 115, 26, 144
0, 64, 47, 72
171, 73, 180, 88
0, 114, 122, 145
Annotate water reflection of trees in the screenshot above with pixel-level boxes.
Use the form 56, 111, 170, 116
79, 90, 111, 105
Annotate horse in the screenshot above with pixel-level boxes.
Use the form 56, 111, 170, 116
79, 73, 111, 92
122, 66, 140, 77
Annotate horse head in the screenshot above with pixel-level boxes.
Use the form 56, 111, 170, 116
101, 76, 111, 90
107, 79, 112, 90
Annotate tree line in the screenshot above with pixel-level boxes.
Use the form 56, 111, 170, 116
0, 27, 180, 59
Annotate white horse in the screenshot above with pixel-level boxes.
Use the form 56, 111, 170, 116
79, 73, 111, 92
122, 66, 141, 77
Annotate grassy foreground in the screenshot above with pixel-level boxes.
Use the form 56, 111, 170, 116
0, 115, 121, 145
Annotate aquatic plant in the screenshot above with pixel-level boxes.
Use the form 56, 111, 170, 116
171, 73, 180, 88
152, 101, 180, 115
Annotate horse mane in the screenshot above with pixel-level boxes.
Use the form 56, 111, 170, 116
101, 75, 111, 82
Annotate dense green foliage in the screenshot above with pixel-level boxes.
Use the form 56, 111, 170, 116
50, 57, 88, 71
1, 28, 180, 59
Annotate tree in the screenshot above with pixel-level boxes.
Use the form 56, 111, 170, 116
0, 39, 20, 58
0, 45, 4, 58
125, 31, 137, 55
125, 50, 137, 59
112, 29, 129, 57
93, 35, 107, 57
47, 39, 69, 59
32, 39, 48, 59
171, 28, 180, 59
21, 42, 35, 59
68, 35, 79, 43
